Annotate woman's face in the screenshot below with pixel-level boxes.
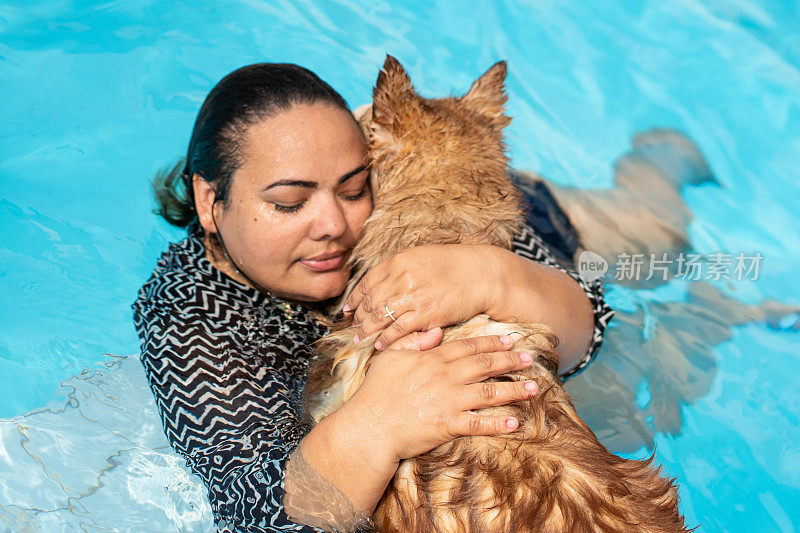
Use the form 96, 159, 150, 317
208, 102, 372, 302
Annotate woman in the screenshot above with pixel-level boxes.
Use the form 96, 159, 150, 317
132, 63, 613, 532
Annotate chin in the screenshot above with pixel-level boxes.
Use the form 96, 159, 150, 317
294, 272, 348, 302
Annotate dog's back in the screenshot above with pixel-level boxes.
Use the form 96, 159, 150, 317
375, 320, 685, 533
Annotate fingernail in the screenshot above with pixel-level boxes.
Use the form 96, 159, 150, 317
374, 340, 383, 351
343, 303, 351, 313
499, 335, 513, 348
519, 352, 532, 364
353, 334, 360, 344
505, 417, 518, 430
525, 381, 538, 394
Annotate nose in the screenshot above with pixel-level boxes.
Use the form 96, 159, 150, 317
309, 194, 348, 241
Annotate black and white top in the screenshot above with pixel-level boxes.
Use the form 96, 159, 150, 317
132, 224, 613, 532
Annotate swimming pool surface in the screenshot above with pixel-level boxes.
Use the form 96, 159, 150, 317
1, 1, 799, 531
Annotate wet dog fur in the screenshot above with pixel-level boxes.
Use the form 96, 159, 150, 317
303, 55, 691, 533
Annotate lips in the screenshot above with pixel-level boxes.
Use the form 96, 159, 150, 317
299, 250, 347, 272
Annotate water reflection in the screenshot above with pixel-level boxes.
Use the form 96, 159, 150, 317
0, 355, 214, 531
568, 281, 798, 454
534, 128, 799, 454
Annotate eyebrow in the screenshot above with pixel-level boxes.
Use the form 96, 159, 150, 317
262, 164, 368, 191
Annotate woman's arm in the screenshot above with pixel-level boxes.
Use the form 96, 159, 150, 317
133, 299, 324, 532
286, 328, 448, 528
486, 244, 593, 373
506, 223, 613, 377
288, 397, 399, 525
296, 333, 537, 518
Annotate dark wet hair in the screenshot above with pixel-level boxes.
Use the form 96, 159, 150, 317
152, 63, 353, 234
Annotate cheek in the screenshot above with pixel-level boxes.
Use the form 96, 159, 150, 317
349, 201, 373, 232
243, 208, 308, 260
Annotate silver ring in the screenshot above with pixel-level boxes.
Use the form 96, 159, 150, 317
383, 302, 397, 322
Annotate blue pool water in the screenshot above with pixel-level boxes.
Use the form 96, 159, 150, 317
1, 1, 799, 530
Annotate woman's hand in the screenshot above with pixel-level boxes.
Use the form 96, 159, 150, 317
341, 334, 539, 462
344, 244, 502, 350
344, 242, 595, 373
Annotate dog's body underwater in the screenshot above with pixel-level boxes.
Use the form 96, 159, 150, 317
303, 56, 691, 533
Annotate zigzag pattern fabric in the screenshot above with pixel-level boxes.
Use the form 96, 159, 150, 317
132, 222, 612, 531
511, 225, 615, 378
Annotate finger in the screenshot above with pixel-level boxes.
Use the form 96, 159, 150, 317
344, 263, 388, 314
385, 327, 444, 351
451, 411, 522, 437
373, 311, 418, 351
354, 294, 406, 349
352, 291, 373, 333
362, 297, 404, 342
454, 350, 534, 384
436, 334, 514, 363
352, 280, 391, 329
345, 277, 369, 318
462, 379, 538, 411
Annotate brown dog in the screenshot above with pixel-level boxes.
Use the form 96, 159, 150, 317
303, 55, 691, 533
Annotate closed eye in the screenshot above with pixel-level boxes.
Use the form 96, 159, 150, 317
341, 188, 368, 201
272, 201, 304, 213
271, 189, 365, 214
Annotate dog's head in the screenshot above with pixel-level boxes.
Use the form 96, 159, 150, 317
365, 55, 513, 201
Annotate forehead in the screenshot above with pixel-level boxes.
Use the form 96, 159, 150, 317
237, 102, 367, 185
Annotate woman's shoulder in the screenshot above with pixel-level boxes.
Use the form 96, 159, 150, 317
130, 233, 289, 325
132, 234, 211, 315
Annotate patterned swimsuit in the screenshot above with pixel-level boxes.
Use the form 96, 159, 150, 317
132, 219, 614, 532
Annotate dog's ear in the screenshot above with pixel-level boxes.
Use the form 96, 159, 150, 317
462, 61, 511, 130
372, 55, 415, 135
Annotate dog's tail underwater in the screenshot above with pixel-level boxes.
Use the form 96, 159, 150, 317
513, 129, 719, 288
